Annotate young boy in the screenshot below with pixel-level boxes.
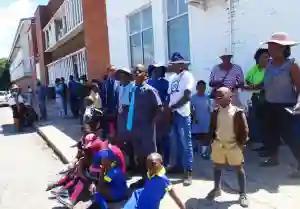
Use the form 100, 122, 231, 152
89, 149, 128, 209
123, 153, 186, 209
191, 80, 211, 159
206, 87, 249, 208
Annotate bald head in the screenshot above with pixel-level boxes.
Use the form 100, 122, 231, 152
147, 152, 163, 163
215, 87, 232, 107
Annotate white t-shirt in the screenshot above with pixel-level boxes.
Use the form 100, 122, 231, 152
169, 70, 195, 117
8, 95, 24, 106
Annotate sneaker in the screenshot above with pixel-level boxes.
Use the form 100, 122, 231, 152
46, 183, 57, 191
239, 193, 249, 208
57, 196, 74, 209
183, 171, 192, 186
206, 188, 221, 200
260, 158, 279, 167
51, 188, 69, 198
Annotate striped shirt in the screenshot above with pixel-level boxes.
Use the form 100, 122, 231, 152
210, 64, 244, 90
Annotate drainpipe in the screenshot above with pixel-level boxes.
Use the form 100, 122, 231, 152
228, 0, 234, 54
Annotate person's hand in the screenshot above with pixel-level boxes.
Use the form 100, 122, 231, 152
89, 183, 96, 194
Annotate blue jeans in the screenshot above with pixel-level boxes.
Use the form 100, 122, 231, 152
169, 112, 193, 171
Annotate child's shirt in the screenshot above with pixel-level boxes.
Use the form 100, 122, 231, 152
103, 165, 128, 201
124, 167, 172, 209
191, 94, 211, 134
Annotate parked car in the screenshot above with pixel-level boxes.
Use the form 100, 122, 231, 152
0, 91, 9, 107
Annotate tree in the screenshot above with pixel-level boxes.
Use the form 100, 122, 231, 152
0, 58, 10, 90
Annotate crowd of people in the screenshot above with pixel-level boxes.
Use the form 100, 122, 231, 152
8, 32, 300, 208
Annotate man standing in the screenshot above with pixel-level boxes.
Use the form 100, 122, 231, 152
101, 65, 119, 138
128, 64, 162, 188
61, 77, 68, 116
36, 81, 47, 120
209, 50, 244, 106
168, 52, 195, 186
68, 75, 80, 117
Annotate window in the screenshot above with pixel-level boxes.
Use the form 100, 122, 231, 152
166, 0, 190, 60
128, 6, 154, 67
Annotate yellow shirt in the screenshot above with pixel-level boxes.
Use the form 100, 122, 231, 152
216, 104, 237, 146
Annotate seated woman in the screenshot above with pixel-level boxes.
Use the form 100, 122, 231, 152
8, 84, 25, 132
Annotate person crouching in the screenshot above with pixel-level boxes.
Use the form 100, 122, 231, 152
206, 87, 249, 208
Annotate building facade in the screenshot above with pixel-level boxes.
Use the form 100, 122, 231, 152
106, 0, 300, 84
8, 18, 37, 90
36, 0, 110, 87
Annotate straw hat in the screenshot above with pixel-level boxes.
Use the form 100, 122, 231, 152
219, 48, 233, 58
261, 32, 299, 46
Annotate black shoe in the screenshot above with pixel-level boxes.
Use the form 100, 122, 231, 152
130, 178, 145, 189
252, 146, 266, 152
166, 166, 184, 174
260, 158, 279, 167
239, 193, 249, 208
183, 171, 192, 186
258, 150, 271, 158
206, 188, 221, 200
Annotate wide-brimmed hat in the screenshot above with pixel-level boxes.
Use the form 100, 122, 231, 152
169, 52, 190, 64
116, 67, 132, 75
219, 48, 233, 58
11, 84, 20, 90
261, 32, 299, 46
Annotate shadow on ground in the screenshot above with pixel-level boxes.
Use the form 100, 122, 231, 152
0, 124, 36, 136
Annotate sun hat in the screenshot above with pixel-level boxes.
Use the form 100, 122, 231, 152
169, 52, 190, 64
261, 32, 299, 46
116, 67, 132, 75
219, 48, 233, 58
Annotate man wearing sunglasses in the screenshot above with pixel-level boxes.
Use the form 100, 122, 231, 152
127, 64, 162, 188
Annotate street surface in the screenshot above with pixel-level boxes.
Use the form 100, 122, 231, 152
0, 107, 62, 209
0, 105, 300, 209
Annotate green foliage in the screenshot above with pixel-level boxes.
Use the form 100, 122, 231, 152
0, 58, 11, 90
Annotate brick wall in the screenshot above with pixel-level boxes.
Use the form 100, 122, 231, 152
82, 0, 110, 80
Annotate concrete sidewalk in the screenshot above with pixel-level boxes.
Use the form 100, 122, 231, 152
34, 100, 300, 209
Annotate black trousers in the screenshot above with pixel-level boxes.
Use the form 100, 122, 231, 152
264, 102, 300, 168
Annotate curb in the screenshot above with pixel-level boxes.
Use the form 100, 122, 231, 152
34, 124, 69, 164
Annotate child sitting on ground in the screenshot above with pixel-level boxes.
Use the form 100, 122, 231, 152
206, 87, 249, 208
89, 149, 128, 209
191, 80, 211, 159
123, 153, 185, 209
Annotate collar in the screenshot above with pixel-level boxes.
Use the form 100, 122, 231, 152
219, 103, 233, 111
147, 167, 166, 179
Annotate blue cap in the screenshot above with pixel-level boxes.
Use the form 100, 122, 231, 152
169, 52, 190, 64
92, 149, 116, 165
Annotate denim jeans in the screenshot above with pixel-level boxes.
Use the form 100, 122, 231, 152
169, 111, 193, 171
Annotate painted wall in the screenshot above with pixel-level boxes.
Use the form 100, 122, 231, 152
106, 0, 300, 87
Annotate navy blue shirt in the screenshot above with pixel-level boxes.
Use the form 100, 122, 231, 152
147, 78, 169, 104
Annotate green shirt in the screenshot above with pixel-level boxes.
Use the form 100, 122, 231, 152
246, 64, 265, 85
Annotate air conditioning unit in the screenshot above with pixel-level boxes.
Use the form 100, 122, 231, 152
186, 0, 208, 10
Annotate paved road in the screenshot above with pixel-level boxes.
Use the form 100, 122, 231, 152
0, 107, 62, 209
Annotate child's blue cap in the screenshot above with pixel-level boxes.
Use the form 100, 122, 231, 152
92, 149, 116, 165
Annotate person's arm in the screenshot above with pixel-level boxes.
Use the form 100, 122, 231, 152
168, 189, 186, 209
236, 66, 245, 89
290, 63, 300, 110
170, 89, 192, 109
209, 66, 219, 88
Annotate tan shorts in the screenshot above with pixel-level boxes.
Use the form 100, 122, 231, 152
211, 141, 244, 166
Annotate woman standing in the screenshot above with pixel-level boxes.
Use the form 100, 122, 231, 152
245, 48, 269, 147
8, 84, 25, 132
262, 32, 300, 178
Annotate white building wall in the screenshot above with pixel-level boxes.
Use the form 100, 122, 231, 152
106, 0, 300, 84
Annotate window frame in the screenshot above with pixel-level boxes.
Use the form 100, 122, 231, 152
127, 5, 154, 67
165, 0, 190, 60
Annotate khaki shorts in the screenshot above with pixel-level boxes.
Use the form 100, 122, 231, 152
211, 141, 244, 166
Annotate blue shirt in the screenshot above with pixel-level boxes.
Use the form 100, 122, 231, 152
124, 167, 171, 209
68, 80, 80, 97
119, 82, 134, 106
191, 94, 211, 134
147, 78, 169, 104
103, 166, 128, 200
36, 85, 47, 102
